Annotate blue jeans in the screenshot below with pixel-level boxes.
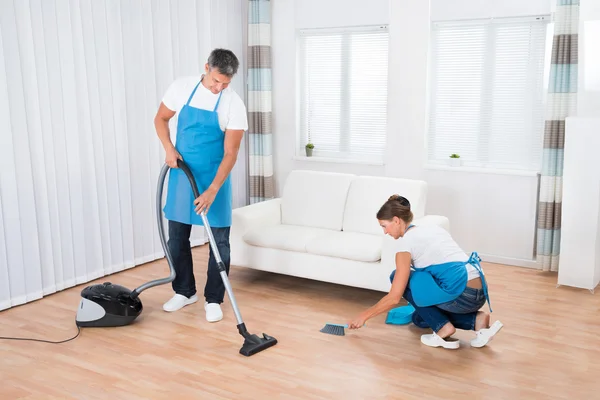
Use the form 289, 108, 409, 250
168, 220, 231, 303
390, 271, 486, 332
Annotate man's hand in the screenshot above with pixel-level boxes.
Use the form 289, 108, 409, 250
194, 186, 218, 215
165, 145, 182, 168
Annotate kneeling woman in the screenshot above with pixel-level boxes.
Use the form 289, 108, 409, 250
347, 195, 503, 349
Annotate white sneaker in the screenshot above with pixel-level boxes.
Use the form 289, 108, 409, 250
162, 294, 198, 312
471, 320, 503, 348
205, 302, 223, 322
421, 332, 460, 349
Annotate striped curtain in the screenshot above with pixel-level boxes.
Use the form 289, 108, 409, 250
247, 0, 274, 204
537, 0, 579, 272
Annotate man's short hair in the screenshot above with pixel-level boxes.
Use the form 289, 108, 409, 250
207, 48, 239, 77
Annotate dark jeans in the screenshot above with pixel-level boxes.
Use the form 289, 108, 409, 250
404, 286, 486, 332
168, 220, 230, 304
390, 271, 486, 333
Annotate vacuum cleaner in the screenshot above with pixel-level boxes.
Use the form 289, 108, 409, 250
75, 159, 277, 357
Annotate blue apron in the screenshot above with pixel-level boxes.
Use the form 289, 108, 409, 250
390, 242, 493, 312
163, 78, 232, 228
408, 252, 492, 312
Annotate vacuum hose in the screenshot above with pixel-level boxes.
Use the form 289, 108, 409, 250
128, 159, 278, 356
130, 159, 198, 299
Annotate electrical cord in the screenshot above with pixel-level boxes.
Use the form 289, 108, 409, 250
0, 325, 81, 344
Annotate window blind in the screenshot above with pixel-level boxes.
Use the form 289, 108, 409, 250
297, 25, 389, 163
427, 17, 549, 171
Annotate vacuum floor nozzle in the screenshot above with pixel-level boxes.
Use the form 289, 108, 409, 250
240, 333, 278, 357
237, 323, 277, 356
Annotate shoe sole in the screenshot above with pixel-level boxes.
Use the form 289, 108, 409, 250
163, 296, 198, 312
471, 320, 503, 348
421, 336, 460, 349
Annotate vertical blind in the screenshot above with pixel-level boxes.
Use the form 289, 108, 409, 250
297, 25, 389, 163
0, 0, 246, 311
427, 16, 550, 171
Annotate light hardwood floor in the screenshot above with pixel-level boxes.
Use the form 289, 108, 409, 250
1, 244, 599, 399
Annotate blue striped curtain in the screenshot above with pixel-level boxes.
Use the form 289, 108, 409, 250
247, 0, 274, 204
537, 0, 579, 271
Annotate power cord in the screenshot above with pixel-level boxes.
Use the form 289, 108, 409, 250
0, 325, 81, 344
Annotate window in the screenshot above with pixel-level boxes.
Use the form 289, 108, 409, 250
297, 25, 389, 163
427, 16, 550, 171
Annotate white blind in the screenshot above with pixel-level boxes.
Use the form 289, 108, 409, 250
427, 17, 549, 171
298, 25, 389, 162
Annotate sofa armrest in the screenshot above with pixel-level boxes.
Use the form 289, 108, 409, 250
413, 215, 450, 232
232, 198, 282, 237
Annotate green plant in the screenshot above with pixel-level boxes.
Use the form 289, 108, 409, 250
449, 153, 460, 158
305, 142, 314, 149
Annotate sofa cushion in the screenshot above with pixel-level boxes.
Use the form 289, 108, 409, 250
242, 224, 333, 253
305, 231, 383, 262
342, 176, 428, 236
281, 170, 355, 231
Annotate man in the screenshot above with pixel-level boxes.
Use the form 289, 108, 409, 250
154, 48, 247, 322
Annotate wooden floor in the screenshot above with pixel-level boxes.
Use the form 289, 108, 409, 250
1, 244, 599, 399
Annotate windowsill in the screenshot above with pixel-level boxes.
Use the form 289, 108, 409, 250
293, 155, 385, 166
425, 163, 540, 177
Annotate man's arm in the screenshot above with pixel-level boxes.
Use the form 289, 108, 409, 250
210, 129, 244, 192
194, 129, 245, 214
154, 102, 181, 168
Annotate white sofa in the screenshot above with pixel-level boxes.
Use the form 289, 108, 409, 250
230, 170, 450, 293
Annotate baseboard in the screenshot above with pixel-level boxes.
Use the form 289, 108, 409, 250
479, 253, 541, 269
0, 291, 43, 312
0, 300, 12, 312
1, 241, 210, 312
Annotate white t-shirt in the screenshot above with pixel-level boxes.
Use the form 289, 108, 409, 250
162, 75, 248, 132
395, 224, 481, 280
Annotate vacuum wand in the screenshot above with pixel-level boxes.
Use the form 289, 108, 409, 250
178, 162, 245, 326
168, 159, 277, 357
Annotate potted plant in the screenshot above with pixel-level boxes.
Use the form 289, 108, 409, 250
305, 142, 314, 157
449, 153, 461, 167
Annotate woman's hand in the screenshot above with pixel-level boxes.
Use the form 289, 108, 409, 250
347, 313, 368, 330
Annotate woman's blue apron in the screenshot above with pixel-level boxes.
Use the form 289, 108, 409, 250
407, 252, 492, 312
390, 244, 493, 312
163, 79, 232, 228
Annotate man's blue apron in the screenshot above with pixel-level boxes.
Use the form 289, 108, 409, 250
163, 79, 232, 228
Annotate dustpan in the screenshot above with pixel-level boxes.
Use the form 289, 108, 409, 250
385, 304, 415, 325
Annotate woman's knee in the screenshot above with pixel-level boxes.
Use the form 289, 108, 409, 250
411, 312, 429, 329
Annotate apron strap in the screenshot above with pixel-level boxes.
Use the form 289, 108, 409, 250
186, 80, 202, 106
468, 252, 493, 312
213, 91, 223, 112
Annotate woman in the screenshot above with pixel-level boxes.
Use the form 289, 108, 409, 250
347, 195, 503, 349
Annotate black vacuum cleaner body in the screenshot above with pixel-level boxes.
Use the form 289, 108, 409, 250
74, 159, 277, 356
76, 282, 142, 327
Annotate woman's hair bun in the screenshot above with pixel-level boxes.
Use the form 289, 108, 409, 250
388, 194, 410, 209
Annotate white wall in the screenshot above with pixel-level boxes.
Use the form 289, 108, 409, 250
557, 117, 600, 290
271, 0, 552, 266
578, 0, 600, 117
430, 0, 551, 21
